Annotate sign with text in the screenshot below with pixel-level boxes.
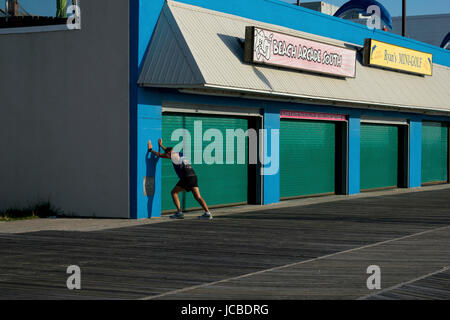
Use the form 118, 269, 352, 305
363, 39, 433, 76
244, 26, 356, 78
280, 110, 347, 122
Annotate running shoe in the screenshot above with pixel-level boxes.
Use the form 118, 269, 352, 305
198, 213, 213, 220
170, 212, 184, 219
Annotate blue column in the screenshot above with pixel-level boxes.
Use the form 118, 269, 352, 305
409, 119, 422, 188
348, 115, 361, 195
130, 0, 165, 218
136, 104, 162, 219
263, 106, 280, 205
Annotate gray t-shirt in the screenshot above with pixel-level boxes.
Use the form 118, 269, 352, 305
171, 152, 196, 179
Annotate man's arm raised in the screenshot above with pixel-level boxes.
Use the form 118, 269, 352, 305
148, 140, 170, 158
158, 139, 167, 152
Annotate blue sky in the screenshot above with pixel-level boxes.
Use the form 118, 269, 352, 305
284, 0, 449, 16
2, 0, 449, 17
1, 0, 55, 16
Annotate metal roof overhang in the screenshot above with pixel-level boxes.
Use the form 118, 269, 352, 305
138, 1, 450, 116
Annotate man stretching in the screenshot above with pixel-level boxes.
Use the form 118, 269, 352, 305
148, 139, 213, 220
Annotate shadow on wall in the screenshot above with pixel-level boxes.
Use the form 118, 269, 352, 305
145, 150, 159, 218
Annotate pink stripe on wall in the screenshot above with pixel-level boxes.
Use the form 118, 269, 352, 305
281, 110, 347, 121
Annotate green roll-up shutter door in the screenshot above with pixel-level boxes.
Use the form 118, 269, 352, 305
422, 122, 448, 184
162, 114, 248, 211
360, 124, 398, 190
280, 120, 336, 198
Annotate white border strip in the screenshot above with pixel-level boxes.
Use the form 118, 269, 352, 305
162, 102, 263, 117
360, 116, 409, 125
0, 24, 81, 35
178, 86, 450, 117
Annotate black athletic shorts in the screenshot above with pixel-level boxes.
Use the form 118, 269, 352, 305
176, 175, 198, 192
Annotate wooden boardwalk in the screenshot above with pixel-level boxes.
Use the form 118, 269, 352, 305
1, 188, 450, 299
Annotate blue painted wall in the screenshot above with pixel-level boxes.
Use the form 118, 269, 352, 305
409, 120, 423, 188
263, 105, 281, 205
348, 116, 361, 195
131, 0, 450, 218
137, 101, 162, 218
130, 0, 138, 218
130, 0, 166, 218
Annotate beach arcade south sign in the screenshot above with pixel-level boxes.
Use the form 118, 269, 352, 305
244, 26, 357, 78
